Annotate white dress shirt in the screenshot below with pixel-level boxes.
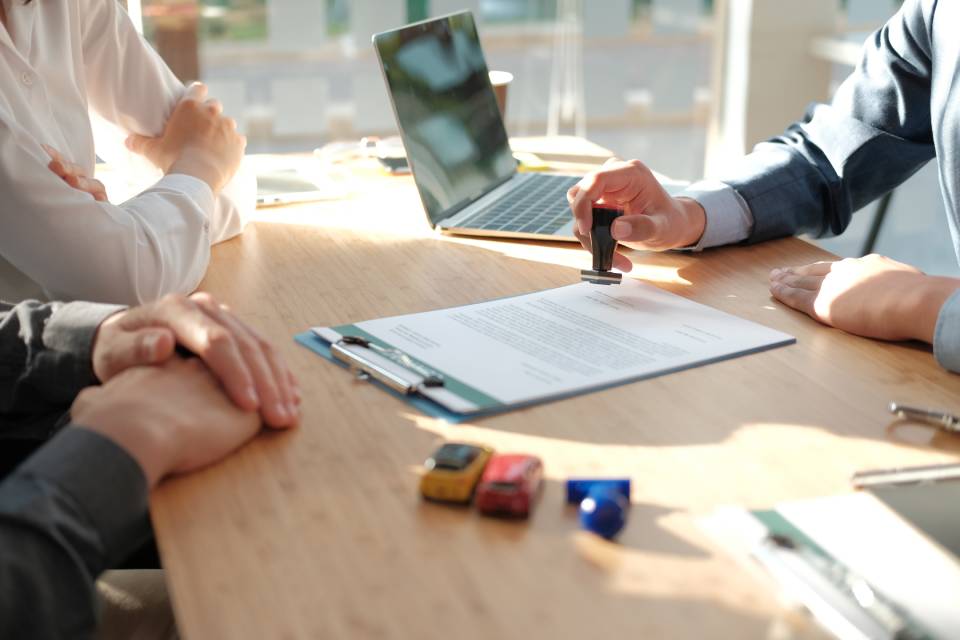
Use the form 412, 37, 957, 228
0, 0, 254, 304
679, 180, 753, 250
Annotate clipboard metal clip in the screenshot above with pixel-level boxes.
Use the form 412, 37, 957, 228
331, 335, 444, 394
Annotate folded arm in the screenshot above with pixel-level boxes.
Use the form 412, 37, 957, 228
0, 122, 218, 304
80, 0, 254, 246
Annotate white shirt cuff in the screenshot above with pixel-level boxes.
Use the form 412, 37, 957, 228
677, 180, 754, 251
155, 174, 216, 220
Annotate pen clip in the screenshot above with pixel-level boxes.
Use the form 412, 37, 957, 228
332, 335, 445, 395
889, 402, 960, 433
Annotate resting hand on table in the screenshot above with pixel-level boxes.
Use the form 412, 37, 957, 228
42, 144, 108, 202
567, 158, 706, 272
92, 292, 301, 428
73, 357, 278, 487
769, 254, 960, 343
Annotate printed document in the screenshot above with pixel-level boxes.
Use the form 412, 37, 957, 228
320, 279, 794, 413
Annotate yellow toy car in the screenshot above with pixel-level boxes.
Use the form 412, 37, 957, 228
420, 443, 493, 503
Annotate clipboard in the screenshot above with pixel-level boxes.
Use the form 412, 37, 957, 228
296, 328, 483, 423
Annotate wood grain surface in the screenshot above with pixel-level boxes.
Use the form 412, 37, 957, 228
150, 162, 960, 640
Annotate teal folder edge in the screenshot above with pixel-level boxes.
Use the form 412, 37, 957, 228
295, 326, 797, 423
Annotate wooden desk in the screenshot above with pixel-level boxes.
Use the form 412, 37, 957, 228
151, 160, 960, 640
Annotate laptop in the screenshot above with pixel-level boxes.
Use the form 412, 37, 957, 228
373, 11, 578, 241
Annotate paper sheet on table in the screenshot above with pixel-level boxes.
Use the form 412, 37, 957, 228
308, 279, 795, 416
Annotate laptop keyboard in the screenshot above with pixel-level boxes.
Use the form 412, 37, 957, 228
461, 174, 580, 235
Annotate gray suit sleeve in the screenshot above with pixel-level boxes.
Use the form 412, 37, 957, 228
0, 427, 150, 639
934, 291, 960, 372
0, 300, 123, 437
718, 0, 936, 243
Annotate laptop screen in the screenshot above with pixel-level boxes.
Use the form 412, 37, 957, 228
374, 12, 517, 226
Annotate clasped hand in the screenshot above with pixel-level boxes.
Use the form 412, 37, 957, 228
92, 292, 301, 429
74, 292, 300, 487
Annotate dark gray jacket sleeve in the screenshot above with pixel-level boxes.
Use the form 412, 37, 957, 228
0, 300, 122, 439
0, 427, 150, 639
718, 0, 936, 243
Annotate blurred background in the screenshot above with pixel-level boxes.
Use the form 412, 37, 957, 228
130, 0, 956, 275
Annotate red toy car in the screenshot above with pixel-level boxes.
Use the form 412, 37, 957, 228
475, 454, 543, 518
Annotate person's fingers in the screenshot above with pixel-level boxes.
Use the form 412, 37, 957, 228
77, 176, 109, 201
772, 261, 835, 279
573, 226, 591, 252
47, 158, 68, 179
611, 217, 633, 240
576, 161, 651, 206
574, 226, 633, 272
189, 293, 296, 428
566, 184, 580, 205
220, 312, 298, 428
43, 146, 72, 180
57, 172, 107, 200
571, 186, 594, 235
772, 272, 824, 291
209, 301, 300, 410
288, 370, 302, 406
224, 117, 238, 131
41, 144, 64, 165
790, 261, 836, 276
91, 178, 108, 201
205, 99, 223, 115
41, 146, 103, 200
119, 296, 260, 412
609, 213, 671, 248
769, 280, 818, 318
125, 133, 155, 155
611, 249, 633, 272
210, 313, 293, 428
63, 158, 85, 177
97, 328, 176, 379
183, 81, 208, 103
571, 162, 662, 235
